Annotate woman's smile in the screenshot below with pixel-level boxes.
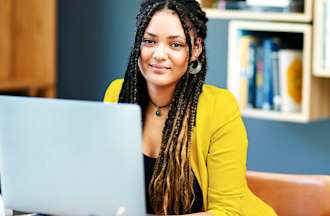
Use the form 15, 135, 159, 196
149, 63, 171, 73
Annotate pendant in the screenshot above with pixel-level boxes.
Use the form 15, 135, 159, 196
155, 109, 161, 117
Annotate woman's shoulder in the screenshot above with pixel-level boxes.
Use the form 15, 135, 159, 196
103, 79, 124, 103
200, 84, 238, 109
198, 84, 241, 126
201, 84, 230, 95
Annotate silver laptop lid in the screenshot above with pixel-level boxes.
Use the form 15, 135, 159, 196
0, 96, 145, 216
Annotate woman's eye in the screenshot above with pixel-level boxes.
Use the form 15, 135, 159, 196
142, 39, 155, 46
170, 42, 184, 48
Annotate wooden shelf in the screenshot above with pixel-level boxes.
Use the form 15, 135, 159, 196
242, 109, 309, 123
0, 80, 53, 91
0, 80, 56, 97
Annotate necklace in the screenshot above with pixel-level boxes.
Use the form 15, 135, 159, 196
149, 100, 171, 117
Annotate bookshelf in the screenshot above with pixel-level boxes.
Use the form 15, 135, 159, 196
313, 0, 330, 77
0, 0, 57, 97
199, 0, 330, 122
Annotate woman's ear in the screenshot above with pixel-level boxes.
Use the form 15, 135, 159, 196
191, 37, 203, 62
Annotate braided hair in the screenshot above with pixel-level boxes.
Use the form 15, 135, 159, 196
118, 0, 208, 214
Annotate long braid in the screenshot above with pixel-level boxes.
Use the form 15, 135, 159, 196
119, 0, 208, 214
119, 1, 164, 104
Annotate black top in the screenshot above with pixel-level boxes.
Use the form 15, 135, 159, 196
143, 154, 203, 214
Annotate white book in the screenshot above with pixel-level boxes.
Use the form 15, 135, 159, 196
246, 0, 290, 8
278, 49, 303, 113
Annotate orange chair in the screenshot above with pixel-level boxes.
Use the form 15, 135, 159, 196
246, 171, 330, 216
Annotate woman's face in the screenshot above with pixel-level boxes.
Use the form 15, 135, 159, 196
139, 9, 200, 88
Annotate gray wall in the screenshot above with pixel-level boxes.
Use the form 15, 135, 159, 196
58, 0, 136, 100
58, 0, 330, 174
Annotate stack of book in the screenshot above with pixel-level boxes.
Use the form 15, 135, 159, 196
206, 0, 304, 13
236, 34, 303, 113
245, 0, 303, 12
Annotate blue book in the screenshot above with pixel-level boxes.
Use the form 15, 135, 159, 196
262, 38, 273, 110
247, 39, 257, 108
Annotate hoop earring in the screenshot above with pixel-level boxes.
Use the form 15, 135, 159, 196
188, 60, 202, 75
138, 58, 145, 75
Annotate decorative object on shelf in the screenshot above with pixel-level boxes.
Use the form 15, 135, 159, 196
278, 49, 302, 112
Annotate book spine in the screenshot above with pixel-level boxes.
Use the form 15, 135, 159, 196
262, 38, 273, 110
238, 35, 253, 109
255, 45, 264, 109
247, 39, 257, 108
271, 38, 281, 111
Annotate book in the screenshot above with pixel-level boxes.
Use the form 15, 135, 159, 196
271, 38, 281, 111
247, 38, 257, 108
245, 0, 303, 12
201, 0, 216, 8
255, 45, 264, 109
238, 35, 255, 109
278, 49, 303, 113
246, 0, 290, 8
262, 38, 274, 110
223, 0, 247, 10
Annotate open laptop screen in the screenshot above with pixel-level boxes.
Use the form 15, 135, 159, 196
0, 96, 145, 216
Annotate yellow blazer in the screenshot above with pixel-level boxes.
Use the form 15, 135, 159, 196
104, 79, 277, 216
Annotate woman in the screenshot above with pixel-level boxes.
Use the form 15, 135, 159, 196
104, 0, 277, 215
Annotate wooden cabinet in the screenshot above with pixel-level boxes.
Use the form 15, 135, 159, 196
0, 0, 57, 97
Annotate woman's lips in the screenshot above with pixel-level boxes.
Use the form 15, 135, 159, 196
149, 64, 170, 73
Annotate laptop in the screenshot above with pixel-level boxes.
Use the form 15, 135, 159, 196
0, 96, 145, 216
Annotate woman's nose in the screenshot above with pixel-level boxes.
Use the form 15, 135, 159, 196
152, 44, 167, 61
